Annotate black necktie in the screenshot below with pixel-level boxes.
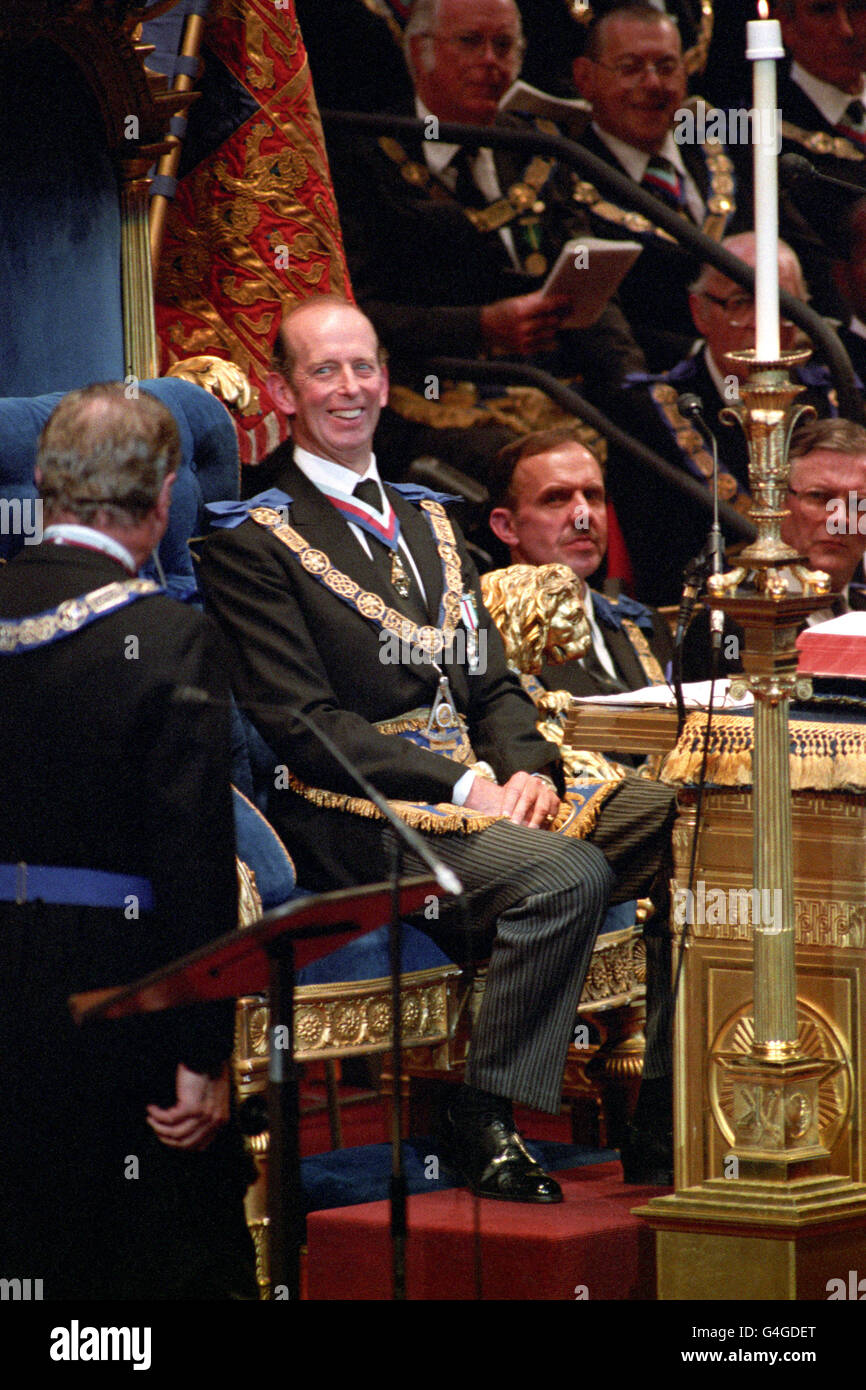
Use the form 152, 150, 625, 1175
351, 480, 428, 622
353, 477, 384, 511
448, 147, 488, 208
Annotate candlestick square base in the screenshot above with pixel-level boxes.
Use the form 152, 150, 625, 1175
723, 1051, 836, 1158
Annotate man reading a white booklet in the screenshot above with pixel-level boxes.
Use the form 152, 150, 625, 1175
325, 0, 648, 481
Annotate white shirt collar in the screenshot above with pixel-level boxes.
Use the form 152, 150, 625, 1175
849, 315, 866, 340
292, 446, 429, 601
416, 96, 460, 175
581, 585, 619, 680
790, 61, 866, 127
591, 124, 688, 183
703, 343, 729, 399
293, 445, 382, 499
42, 523, 137, 574
590, 124, 704, 222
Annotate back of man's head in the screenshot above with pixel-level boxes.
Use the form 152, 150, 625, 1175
37, 383, 180, 528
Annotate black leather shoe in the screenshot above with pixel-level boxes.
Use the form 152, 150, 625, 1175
619, 1124, 673, 1186
448, 1113, 563, 1203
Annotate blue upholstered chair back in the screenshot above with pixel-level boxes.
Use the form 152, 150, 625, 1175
0, 378, 238, 600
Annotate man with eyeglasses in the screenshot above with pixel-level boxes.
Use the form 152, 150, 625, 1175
325, 0, 646, 485
781, 417, 866, 612
605, 232, 843, 606
570, 2, 741, 372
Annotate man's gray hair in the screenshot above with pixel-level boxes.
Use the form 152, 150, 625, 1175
404, 0, 442, 76
403, 0, 524, 79
789, 416, 866, 462
37, 383, 180, 527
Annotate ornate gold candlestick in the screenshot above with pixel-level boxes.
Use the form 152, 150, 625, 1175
636, 350, 866, 1299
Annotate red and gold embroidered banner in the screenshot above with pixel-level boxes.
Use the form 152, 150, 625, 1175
154, 0, 353, 463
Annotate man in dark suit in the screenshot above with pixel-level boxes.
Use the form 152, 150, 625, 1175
610, 232, 842, 606
194, 297, 678, 1195
770, 0, 866, 316
487, 426, 674, 696
571, 2, 741, 371
826, 195, 866, 383
0, 384, 255, 1298
777, 0, 866, 170
325, 0, 646, 482
782, 416, 866, 612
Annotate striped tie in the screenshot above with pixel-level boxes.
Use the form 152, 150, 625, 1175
837, 99, 866, 148
641, 154, 686, 211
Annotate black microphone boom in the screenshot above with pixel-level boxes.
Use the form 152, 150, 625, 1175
172, 685, 463, 897
779, 151, 866, 201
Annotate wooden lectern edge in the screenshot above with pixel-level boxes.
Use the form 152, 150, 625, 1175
68, 874, 444, 1025
69, 985, 127, 1024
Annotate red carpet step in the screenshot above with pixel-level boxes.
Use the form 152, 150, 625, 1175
306, 1161, 669, 1300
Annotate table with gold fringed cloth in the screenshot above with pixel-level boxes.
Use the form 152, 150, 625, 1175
661, 708, 866, 792
656, 707, 866, 1193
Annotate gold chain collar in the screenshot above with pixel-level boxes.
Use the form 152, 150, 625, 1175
248, 498, 464, 656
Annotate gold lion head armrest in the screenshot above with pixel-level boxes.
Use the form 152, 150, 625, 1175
480, 562, 590, 675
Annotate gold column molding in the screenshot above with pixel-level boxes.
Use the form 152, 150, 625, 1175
639, 348, 866, 1299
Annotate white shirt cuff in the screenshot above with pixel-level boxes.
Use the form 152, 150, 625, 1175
450, 769, 476, 805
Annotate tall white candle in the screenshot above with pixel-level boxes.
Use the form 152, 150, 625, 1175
746, 10, 784, 360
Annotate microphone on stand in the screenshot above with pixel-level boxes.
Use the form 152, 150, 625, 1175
172, 686, 463, 897
779, 151, 866, 201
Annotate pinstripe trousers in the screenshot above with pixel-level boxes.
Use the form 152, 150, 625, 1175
280, 778, 676, 1115
396, 778, 677, 1114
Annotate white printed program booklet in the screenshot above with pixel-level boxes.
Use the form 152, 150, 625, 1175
543, 236, 642, 328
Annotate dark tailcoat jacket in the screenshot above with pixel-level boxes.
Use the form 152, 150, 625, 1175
325, 111, 646, 398
572, 122, 741, 371
192, 448, 562, 888
749, 71, 866, 320
538, 592, 674, 698
0, 544, 250, 1297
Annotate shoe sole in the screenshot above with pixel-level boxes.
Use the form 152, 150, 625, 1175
465, 1182, 564, 1204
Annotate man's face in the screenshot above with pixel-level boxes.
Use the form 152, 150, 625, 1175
572, 16, 686, 154
689, 253, 804, 379
780, 0, 866, 95
411, 0, 524, 125
489, 444, 608, 581
781, 448, 866, 589
267, 304, 388, 473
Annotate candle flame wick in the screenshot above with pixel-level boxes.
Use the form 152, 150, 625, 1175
757, 0, 769, 17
